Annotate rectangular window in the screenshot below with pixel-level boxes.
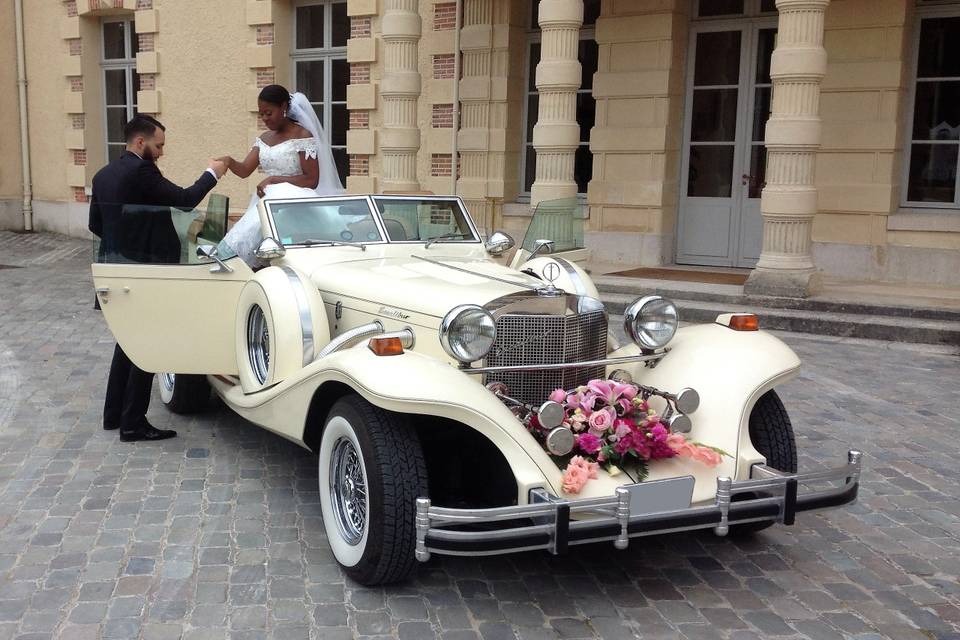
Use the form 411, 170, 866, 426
292, 0, 349, 185
522, 1, 598, 196
905, 12, 960, 207
693, 0, 777, 19
101, 18, 140, 163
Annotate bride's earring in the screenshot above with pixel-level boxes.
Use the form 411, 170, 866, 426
282, 109, 287, 119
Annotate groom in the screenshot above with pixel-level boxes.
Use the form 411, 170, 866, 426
89, 114, 227, 442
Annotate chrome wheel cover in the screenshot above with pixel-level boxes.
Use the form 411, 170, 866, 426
246, 305, 269, 384
330, 437, 367, 545
160, 372, 176, 393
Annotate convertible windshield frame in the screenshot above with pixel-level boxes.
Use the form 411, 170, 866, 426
370, 195, 482, 245
263, 195, 389, 249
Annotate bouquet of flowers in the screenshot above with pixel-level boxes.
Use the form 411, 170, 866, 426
530, 379, 728, 494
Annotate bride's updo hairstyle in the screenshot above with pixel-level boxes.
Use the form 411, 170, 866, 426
258, 84, 291, 110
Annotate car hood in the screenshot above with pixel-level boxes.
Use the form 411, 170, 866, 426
306, 255, 545, 319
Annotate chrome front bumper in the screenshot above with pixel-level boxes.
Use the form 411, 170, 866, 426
414, 450, 862, 561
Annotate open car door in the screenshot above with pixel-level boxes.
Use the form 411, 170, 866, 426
90, 199, 251, 375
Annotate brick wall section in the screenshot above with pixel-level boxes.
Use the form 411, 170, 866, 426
351, 16, 372, 39
431, 153, 461, 177
73, 187, 87, 203
349, 111, 369, 129
71, 115, 85, 130
350, 156, 369, 176
68, 39, 82, 56
434, 3, 458, 30
350, 63, 371, 85
139, 75, 156, 90
432, 103, 453, 128
136, 0, 152, 8
72, 150, 86, 165
66, 0, 77, 17
256, 69, 275, 88
70, 77, 83, 92
432, 54, 455, 80
256, 25, 274, 46
138, 34, 155, 53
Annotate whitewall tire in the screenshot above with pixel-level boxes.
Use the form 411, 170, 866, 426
158, 373, 210, 414
318, 395, 428, 585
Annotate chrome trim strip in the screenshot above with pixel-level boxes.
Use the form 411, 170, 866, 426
553, 257, 587, 295
461, 352, 665, 375
315, 321, 384, 360
281, 267, 314, 367
413, 451, 862, 560
411, 255, 542, 291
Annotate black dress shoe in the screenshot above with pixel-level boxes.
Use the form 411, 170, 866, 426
103, 420, 120, 431
119, 424, 177, 442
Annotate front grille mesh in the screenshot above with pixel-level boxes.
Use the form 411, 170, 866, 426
485, 310, 607, 406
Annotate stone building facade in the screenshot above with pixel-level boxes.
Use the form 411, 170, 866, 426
2, 0, 959, 292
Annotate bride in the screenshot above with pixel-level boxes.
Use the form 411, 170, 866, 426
218, 84, 344, 264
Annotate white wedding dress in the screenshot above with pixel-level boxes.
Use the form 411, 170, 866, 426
221, 93, 344, 265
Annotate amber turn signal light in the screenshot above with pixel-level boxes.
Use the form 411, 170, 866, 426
368, 336, 405, 356
728, 314, 759, 331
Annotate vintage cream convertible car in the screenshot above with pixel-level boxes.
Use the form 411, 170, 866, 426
92, 195, 861, 585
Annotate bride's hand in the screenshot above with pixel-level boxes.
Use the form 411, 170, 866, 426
256, 177, 276, 198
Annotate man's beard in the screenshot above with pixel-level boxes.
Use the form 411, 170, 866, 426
141, 146, 157, 162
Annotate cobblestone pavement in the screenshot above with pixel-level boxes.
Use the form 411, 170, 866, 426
0, 229, 959, 640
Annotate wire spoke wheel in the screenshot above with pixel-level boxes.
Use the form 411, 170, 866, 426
246, 305, 270, 384
330, 437, 368, 545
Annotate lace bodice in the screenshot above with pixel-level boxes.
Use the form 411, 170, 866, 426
254, 137, 319, 177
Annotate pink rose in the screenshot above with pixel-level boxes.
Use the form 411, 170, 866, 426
666, 433, 687, 452
691, 445, 723, 467
549, 388, 567, 403
587, 408, 614, 435
576, 433, 602, 455
562, 464, 589, 494
569, 455, 600, 479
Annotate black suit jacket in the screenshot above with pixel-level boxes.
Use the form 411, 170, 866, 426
88, 151, 217, 264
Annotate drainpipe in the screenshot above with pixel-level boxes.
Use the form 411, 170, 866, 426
14, 0, 33, 232
450, 0, 461, 195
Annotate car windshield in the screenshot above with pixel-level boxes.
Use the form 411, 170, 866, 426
267, 198, 383, 246
372, 197, 478, 243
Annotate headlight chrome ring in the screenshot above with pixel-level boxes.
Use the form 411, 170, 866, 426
439, 304, 497, 364
623, 295, 679, 350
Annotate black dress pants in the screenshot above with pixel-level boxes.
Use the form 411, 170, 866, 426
104, 343, 153, 432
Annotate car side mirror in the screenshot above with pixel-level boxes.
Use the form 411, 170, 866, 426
196, 244, 233, 273
530, 238, 555, 258
485, 231, 515, 256
255, 237, 286, 261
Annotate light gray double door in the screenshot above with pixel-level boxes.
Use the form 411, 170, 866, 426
677, 23, 776, 268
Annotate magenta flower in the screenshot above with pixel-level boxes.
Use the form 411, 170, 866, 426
549, 388, 567, 403
576, 433, 602, 455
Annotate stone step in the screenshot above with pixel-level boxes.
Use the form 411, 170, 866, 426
593, 275, 960, 323
600, 291, 960, 347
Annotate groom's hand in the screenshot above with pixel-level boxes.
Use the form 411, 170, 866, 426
208, 158, 227, 179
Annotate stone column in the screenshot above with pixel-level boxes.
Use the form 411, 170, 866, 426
530, 0, 583, 206
381, 0, 421, 192
744, 0, 829, 297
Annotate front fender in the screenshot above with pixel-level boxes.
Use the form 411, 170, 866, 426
215, 346, 577, 501
610, 323, 801, 483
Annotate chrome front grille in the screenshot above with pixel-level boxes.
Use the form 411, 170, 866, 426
485, 310, 607, 406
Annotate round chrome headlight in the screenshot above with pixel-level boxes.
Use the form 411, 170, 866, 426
439, 305, 496, 363
623, 295, 678, 350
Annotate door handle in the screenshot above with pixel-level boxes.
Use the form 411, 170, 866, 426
741, 174, 753, 185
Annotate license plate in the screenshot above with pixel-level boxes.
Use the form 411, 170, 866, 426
626, 475, 695, 515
